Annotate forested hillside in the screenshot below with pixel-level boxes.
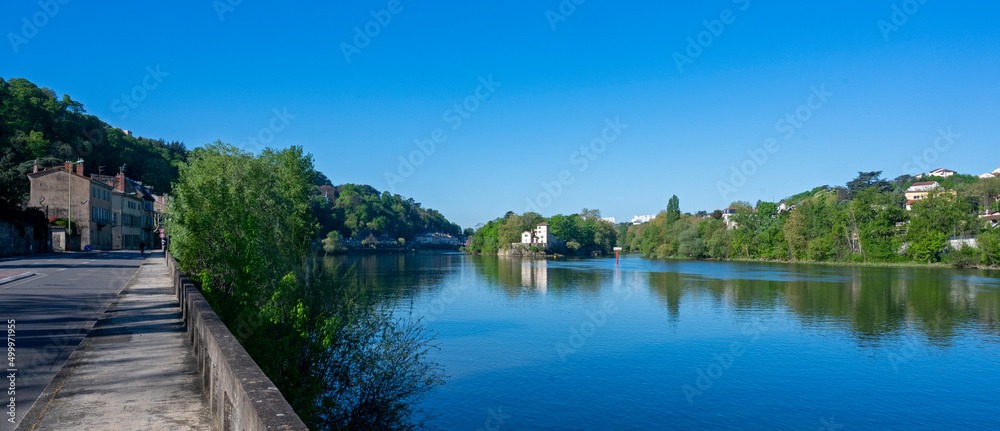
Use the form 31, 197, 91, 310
313, 183, 461, 241
621, 172, 1000, 267
0, 77, 187, 208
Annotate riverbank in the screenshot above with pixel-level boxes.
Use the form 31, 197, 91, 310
645, 254, 1000, 271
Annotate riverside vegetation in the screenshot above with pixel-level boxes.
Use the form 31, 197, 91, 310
467, 172, 1000, 268
167, 143, 445, 430
619, 172, 1000, 267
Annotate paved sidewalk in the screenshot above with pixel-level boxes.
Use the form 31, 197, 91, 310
19, 252, 214, 430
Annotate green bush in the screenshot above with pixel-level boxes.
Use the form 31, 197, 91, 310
946, 244, 981, 268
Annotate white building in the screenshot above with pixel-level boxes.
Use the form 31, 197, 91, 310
520, 222, 563, 249
630, 214, 655, 224
980, 173, 996, 179
928, 168, 956, 178
600, 217, 617, 224
721, 207, 739, 229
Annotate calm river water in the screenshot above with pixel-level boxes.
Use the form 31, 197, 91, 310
331, 252, 1000, 430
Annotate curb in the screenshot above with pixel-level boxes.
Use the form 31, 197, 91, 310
0, 272, 35, 286
13, 255, 149, 431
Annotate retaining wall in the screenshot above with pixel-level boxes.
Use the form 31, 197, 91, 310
166, 253, 309, 431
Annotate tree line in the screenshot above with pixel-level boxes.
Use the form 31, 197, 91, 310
621, 172, 1000, 267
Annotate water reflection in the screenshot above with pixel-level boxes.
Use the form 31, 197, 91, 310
330, 253, 1000, 344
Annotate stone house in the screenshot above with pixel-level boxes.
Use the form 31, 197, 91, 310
27, 161, 113, 250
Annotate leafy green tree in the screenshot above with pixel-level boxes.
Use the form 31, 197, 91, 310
677, 225, 705, 258
908, 231, 947, 263
846, 188, 907, 261
666, 195, 680, 225
977, 230, 1000, 267
322, 231, 345, 254
846, 171, 892, 198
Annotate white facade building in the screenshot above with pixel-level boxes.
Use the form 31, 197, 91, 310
928, 168, 956, 178
600, 217, 617, 224
630, 214, 655, 224
520, 222, 563, 249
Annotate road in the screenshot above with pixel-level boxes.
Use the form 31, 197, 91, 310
0, 251, 145, 431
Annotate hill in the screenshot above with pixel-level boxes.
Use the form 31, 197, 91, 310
0, 77, 187, 208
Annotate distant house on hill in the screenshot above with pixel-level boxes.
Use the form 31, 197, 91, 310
630, 214, 655, 224
979, 172, 996, 179
904, 181, 956, 210
414, 232, 459, 246
722, 207, 739, 229
928, 168, 956, 178
518, 222, 564, 250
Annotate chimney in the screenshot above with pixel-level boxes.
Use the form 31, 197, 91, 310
33, 160, 38, 173
64, 161, 72, 172
115, 172, 126, 192
75, 162, 84, 176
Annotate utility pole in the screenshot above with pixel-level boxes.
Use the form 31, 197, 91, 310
67, 161, 72, 239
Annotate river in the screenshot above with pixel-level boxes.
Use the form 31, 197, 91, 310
330, 252, 1000, 430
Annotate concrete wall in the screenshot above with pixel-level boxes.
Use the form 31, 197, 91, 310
166, 253, 309, 431
0, 220, 45, 257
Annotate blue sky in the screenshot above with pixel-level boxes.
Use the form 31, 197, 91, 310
3, 1, 999, 228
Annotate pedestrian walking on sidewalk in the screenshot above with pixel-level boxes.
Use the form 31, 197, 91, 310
139, 240, 146, 256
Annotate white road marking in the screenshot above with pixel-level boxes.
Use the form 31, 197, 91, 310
0, 272, 49, 292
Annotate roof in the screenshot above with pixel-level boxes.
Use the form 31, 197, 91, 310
28, 166, 113, 188
930, 168, 956, 173
909, 181, 938, 187
537, 222, 549, 226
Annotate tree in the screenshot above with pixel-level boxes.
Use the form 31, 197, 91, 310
967, 177, 1000, 213
847, 171, 892, 198
978, 230, 1000, 267
580, 208, 601, 220
666, 195, 680, 225
322, 231, 345, 254
905, 191, 973, 262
